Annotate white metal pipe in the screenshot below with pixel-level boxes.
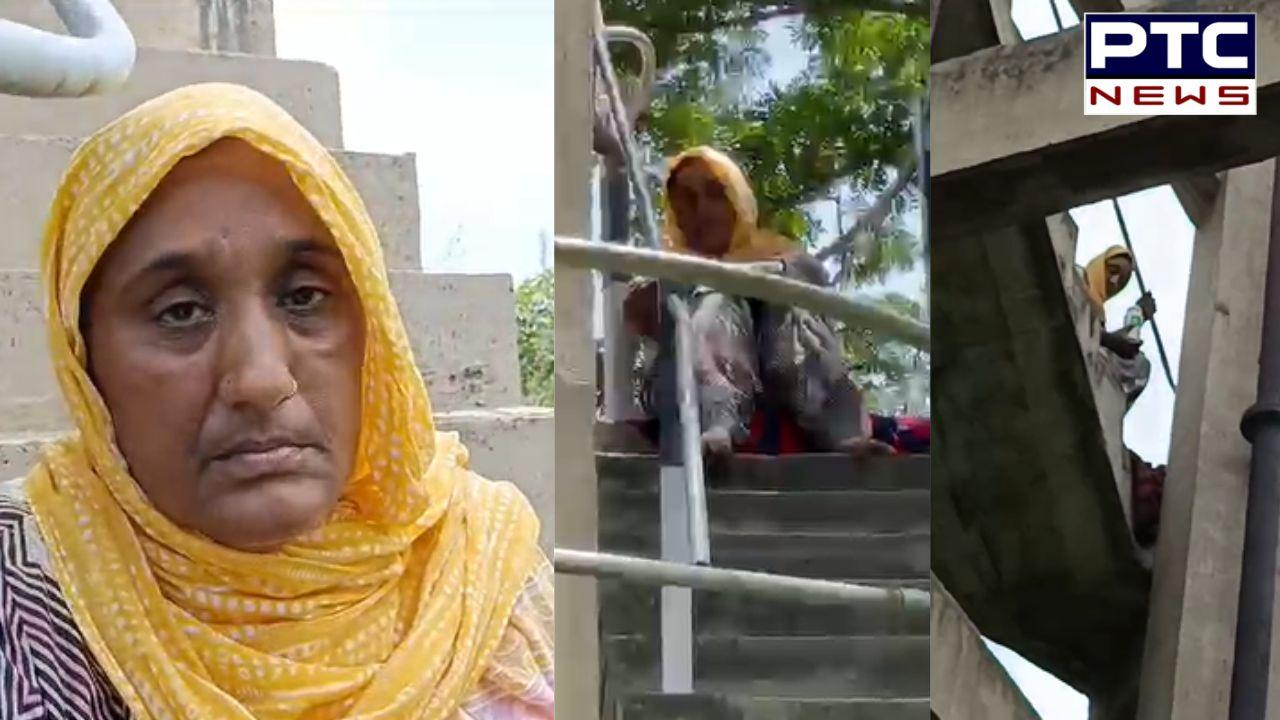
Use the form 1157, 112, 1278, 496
602, 25, 656, 125
667, 294, 711, 565
555, 549, 931, 613
0, 0, 136, 97
557, 237, 932, 350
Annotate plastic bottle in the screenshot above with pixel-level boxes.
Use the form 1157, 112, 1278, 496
1122, 304, 1144, 340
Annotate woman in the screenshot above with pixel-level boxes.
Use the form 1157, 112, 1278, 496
624, 146, 882, 456
0, 84, 552, 718
1082, 245, 1157, 406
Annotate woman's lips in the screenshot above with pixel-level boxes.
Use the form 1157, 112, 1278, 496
211, 444, 315, 481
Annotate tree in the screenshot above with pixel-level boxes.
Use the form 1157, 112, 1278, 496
515, 270, 554, 407
607, 0, 926, 254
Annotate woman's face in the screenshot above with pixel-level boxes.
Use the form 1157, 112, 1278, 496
83, 138, 366, 553
668, 159, 736, 257
1106, 256, 1133, 294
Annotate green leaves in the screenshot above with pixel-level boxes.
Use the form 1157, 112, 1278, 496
515, 270, 555, 407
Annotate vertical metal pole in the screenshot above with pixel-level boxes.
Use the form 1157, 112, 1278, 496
668, 295, 711, 565
601, 158, 642, 421
656, 287, 694, 693
1229, 160, 1280, 720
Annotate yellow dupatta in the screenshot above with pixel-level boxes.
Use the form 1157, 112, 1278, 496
24, 83, 541, 719
662, 146, 797, 262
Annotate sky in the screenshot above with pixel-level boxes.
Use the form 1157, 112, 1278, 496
272, 0, 553, 282
983, 1, 1197, 718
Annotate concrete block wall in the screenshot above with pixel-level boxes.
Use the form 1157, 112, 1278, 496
0, 1, 553, 546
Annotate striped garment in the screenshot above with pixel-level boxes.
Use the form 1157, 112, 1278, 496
0, 481, 554, 719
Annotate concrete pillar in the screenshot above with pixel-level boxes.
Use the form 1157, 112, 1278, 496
554, 0, 600, 717
1138, 162, 1270, 720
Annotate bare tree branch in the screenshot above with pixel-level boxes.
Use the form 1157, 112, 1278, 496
816, 158, 917, 261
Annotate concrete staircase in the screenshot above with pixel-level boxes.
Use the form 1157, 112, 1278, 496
596, 452, 930, 719
0, 0, 552, 548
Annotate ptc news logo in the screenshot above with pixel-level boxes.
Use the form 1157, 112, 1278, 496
1084, 12, 1256, 116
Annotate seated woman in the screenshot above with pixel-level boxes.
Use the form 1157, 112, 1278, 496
0, 84, 551, 718
624, 146, 887, 457
1081, 245, 1157, 408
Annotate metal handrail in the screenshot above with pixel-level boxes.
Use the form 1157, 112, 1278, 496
557, 237, 932, 350
602, 26, 656, 126
556, 549, 930, 613
0, 0, 136, 97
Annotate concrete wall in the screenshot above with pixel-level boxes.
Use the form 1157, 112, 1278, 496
3, 0, 276, 55
0, 49, 342, 147
0, 135, 421, 271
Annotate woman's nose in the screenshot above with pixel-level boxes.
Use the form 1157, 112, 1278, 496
216, 303, 297, 412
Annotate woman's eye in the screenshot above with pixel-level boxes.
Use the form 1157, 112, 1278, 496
156, 301, 213, 329
281, 286, 329, 313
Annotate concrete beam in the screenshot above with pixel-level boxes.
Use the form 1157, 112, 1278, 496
1171, 174, 1224, 228
0, 48, 341, 147
931, 575, 1043, 720
932, 216, 1148, 696
0, 135, 421, 271
932, 0, 1280, 238
3, 0, 276, 55
0, 271, 523, 433
931, 0, 1001, 62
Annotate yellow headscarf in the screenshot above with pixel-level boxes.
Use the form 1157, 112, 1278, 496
25, 83, 542, 719
663, 146, 797, 262
1082, 245, 1134, 320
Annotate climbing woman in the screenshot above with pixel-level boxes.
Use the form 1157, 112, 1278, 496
0, 84, 552, 718
1082, 245, 1158, 407
623, 146, 888, 457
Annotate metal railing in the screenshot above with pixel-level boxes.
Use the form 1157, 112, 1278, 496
557, 237, 932, 349
556, 549, 930, 613
0, 0, 135, 97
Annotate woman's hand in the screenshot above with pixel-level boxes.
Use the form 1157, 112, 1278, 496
1138, 291, 1157, 320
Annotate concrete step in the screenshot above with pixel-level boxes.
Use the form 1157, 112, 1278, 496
0, 406, 553, 550
0, 271, 521, 432
3, 0, 275, 56
0, 134, 420, 270
0, 48, 341, 147
604, 634, 929, 699
601, 529, 928, 581
597, 453, 931, 492
615, 693, 929, 720
599, 580, 928, 637
600, 487, 929, 535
